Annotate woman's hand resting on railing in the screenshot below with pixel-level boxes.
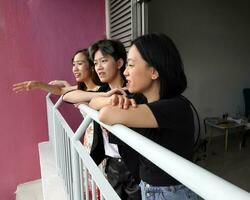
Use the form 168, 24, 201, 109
89, 88, 137, 110
108, 94, 137, 109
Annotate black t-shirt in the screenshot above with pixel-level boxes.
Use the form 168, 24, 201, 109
138, 96, 194, 186
90, 85, 147, 180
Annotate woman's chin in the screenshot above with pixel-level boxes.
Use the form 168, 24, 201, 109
99, 77, 108, 83
127, 87, 135, 93
75, 77, 83, 82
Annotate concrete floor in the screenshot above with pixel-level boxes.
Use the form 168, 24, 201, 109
15, 179, 43, 200
196, 133, 250, 192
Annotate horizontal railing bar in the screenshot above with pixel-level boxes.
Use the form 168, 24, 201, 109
54, 96, 63, 108
73, 116, 92, 141
78, 104, 250, 200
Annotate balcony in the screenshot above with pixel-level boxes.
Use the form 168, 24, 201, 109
16, 94, 250, 200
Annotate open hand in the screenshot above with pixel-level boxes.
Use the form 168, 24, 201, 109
12, 81, 37, 93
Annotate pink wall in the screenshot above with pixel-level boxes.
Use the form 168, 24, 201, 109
0, 1, 105, 199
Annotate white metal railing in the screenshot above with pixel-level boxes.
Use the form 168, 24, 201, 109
46, 94, 120, 200
46, 94, 250, 200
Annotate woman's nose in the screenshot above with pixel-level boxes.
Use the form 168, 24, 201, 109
95, 62, 102, 70
123, 67, 128, 76
72, 65, 78, 71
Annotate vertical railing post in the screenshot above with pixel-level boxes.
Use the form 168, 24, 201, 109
71, 116, 92, 200
46, 93, 54, 143
52, 96, 63, 174
71, 148, 81, 200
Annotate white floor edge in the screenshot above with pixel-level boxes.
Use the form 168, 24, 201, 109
38, 141, 68, 200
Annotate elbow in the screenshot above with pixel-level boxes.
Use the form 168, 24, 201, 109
89, 98, 98, 110
99, 106, 114, 125
62, 93, 68, 101
62, 93, 73, 103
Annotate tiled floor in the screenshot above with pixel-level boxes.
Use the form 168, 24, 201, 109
196, 133, 250, 192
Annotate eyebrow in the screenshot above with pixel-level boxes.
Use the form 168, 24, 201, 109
127, 58, 135, 62
73, 60, 85, 63
94, 56, 106, 61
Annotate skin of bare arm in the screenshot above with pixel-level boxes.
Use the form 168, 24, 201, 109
12, 80, 77, 95
62, 90, 107, 104
88, 96, 112, 110
98, 104, 158, 128
63, 88, 127, 104
48, 80, 71, 88
89, 93, 137, 111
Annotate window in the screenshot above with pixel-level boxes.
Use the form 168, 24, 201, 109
105, 0, 148, 50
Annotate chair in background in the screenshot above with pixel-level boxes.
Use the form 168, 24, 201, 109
243, 88, 250, 119
241, 88, 250, 147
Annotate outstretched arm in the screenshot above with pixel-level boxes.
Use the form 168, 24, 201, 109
63, 90, 107, 104
13, 80, 77, 95
48, 80, 72, 88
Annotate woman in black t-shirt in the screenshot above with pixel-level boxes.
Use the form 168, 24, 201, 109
94, 33, 201, 200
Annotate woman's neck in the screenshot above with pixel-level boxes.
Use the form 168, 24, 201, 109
143, 80, 160, 103
84, 78, 97, 91
108, 74, 124, 89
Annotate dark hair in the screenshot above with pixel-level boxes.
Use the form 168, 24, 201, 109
89, 39, 127, 81
132, 33, 187, 99
72, 49, 102, 90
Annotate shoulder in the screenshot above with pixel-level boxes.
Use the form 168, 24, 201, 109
128, 93, 147, 104
148, 97, 190, 111
146, 97, 192, 126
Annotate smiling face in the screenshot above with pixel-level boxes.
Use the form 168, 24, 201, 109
93, 50, 121, 83
72, 52, 91, 82
124, 45, 159, 94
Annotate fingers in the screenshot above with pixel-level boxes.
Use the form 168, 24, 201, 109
12, 87, 26, 93
12, 82, 29, 93
106, 88, 127, 97
110, 94, 119, 106
117, 88, 127, 96
48, 80, 56, 85
118, 95, 124, 108
123, 97, 130, 109
123, 97, 137, 109
109, 94, 136, 109
13, 81, 28, 87
130, 98, 137, 108
121, 87, 128, 92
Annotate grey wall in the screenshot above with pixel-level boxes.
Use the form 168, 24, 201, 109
148, 0, 250, 137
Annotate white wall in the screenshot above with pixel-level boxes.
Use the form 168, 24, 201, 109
148, 0, 250, 137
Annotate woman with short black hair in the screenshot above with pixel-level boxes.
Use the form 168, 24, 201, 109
92, 33, 201, 200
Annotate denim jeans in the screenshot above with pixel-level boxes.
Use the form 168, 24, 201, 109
140, 180, 202, 200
